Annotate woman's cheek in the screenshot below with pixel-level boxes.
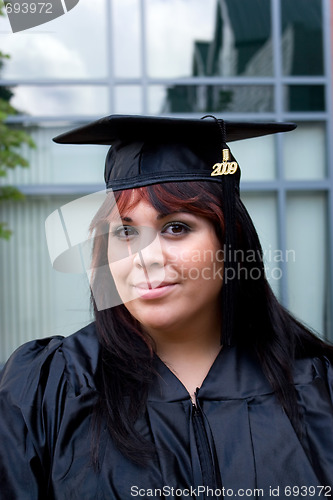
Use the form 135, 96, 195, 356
166, 246, 178, 263
168, 267, 180, 281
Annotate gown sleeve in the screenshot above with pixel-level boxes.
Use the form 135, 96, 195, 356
0, 336, 66, 500
323, 355, 333, 401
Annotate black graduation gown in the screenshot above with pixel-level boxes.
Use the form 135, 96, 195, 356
0, 323, 333, 500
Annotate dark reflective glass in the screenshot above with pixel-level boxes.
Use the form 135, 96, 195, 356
284, 86, 325, 112
147, 0, 273, 78
151, 85, 274, 114
281, 0, 324, 76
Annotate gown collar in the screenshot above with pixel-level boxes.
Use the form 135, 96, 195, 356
148, 342, 317, 404
148, 345, 274, 403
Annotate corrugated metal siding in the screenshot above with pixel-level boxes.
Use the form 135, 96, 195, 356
0, 197, 92, 363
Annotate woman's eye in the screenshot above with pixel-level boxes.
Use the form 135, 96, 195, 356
112, 225, 138, 240
163, 222, 190, 235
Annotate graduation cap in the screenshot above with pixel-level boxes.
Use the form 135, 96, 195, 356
50, 115, 296, 338
53, 114, 296, 191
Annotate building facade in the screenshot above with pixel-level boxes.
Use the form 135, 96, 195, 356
0, 0, 332, 362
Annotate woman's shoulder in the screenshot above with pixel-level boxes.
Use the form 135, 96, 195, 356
0, 322, 100, 402
293, 351, 333, 397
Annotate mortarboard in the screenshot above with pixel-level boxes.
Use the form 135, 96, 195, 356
53, 115, 296, 191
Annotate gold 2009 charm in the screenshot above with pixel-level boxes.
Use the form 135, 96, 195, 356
211, 148, 238, 176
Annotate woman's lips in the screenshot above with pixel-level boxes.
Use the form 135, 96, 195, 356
133, 281, 178, 299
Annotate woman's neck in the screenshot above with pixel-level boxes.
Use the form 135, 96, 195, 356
147, 318, 222, 401
159, 340, 222, 403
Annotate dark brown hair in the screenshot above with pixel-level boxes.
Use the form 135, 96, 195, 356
90, 181, 333, 464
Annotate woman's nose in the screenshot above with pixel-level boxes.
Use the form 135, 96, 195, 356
133, 233, 166, 269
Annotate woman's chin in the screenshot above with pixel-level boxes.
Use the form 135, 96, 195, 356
123, 302, 180, 334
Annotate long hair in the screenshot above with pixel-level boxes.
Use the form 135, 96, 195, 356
90, 181, 333, 464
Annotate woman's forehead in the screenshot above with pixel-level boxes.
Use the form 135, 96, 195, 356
108, 198, 187, 223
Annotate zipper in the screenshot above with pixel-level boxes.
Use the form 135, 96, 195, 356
192, 391, 221, 499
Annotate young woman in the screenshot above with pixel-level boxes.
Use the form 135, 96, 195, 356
0, 115, 332, 499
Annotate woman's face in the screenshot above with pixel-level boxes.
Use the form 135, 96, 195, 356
108, 199, 223, 336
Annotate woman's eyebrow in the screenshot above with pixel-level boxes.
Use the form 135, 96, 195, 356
156, 211, 187, 220
156, 213, 169, 220
119, 215, 167, 222
117, 211, 187, 223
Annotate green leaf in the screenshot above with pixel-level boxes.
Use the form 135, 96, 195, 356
0, 40, 35, 239
0, 223, 12, 240
0, 185, 25, 201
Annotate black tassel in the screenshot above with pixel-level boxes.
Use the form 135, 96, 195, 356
220, 174, 238, 346
201, 115, 240, 346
